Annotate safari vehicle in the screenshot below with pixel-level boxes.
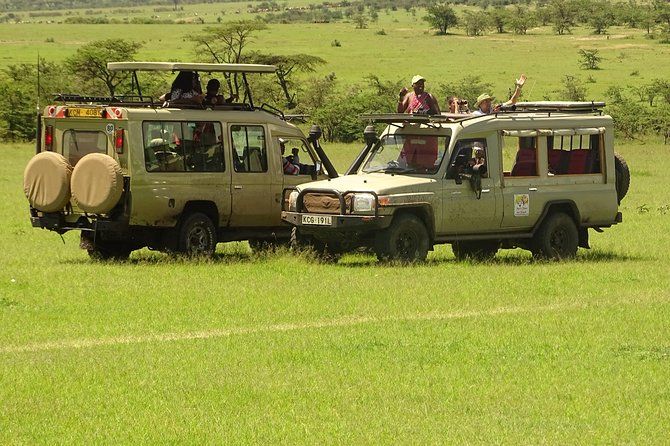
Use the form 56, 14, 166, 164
282, 102, 630, 262
23, 62, 338, 259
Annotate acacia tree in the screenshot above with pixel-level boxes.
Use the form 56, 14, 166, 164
65, 39, 142, 97
423, 3, 458, 35
249, 53, 326, 108
488, 7, 510, 33
510, 5, 536, 35
191, 20, 267, 97
463, 11, 489, 37
549, 0, 578, 35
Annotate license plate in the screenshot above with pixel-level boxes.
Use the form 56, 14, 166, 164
68, 108, 102, 118
301, 214, 332, 226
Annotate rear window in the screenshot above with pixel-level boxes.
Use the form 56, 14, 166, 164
63, 130, 107, 166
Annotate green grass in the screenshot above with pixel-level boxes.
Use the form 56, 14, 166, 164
1, 136, 670, 443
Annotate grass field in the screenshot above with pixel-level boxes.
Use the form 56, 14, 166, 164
1, 135, 670, 442
1, 2, 670, 442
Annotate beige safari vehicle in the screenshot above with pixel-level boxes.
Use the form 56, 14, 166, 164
282, 102, 629, 262
24, 62, 337, 259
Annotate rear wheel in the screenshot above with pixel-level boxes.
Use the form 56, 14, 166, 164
178, 213, 217, 257
532, 212, 578, 260
375, 214, 429, 263
614, 152, 630, 203
87, 243, 132, 261
452, 240, 499, 261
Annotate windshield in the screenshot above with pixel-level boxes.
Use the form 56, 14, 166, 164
362, 133, 450, 175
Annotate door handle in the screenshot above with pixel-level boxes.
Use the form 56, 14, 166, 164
234, 185, 243, 190
481, 189, 491, 193
451, 191, 461, 195
528, 187, 538, 191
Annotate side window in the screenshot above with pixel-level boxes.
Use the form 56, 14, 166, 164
446, 138, 488, 179
502, 134, 538, 177
143, 121, 184, 172
63, 130, 107, 166
279, 137, 319, 176
181, 121, 225, 172
231, 125, 267, 173
547, 132, 602, 175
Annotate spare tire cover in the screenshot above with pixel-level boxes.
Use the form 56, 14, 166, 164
23, 151, 73, 213
71, 153, 124, 214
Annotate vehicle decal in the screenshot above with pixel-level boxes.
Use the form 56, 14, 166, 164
106, 123, 115, 134
514, 194, 529, 217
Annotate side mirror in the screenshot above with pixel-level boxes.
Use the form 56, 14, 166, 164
363, 125, 378, 146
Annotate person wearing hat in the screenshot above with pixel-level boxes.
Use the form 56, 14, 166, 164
397, 75, 441, 115
473, 74, 527, 116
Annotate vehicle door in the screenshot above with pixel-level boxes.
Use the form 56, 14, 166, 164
228, 124, 277, 227
440, 134, 501, 235
131, 120, 231, 228
499, 131, 544, 230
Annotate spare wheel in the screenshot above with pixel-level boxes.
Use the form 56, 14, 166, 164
71, 153, 124, 214
23, 151, 73, 213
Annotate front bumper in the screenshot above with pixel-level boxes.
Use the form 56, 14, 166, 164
282, 211, 390, 230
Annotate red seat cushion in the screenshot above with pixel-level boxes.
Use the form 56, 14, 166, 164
567, 149, 589, 174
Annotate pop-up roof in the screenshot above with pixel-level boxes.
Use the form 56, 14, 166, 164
107, 62, 277, 73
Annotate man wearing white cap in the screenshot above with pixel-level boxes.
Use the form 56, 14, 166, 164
473, 74, 527, 116
397, 75, 441, 115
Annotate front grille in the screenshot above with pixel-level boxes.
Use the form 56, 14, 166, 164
302, 192, 352, 214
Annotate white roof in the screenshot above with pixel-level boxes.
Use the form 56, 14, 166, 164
107, 62, 277, 73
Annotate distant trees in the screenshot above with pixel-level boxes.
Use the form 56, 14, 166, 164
548, 0, 579, 35
423, 3, 458, 35
64, 39, 142, 97
509, 6, 536, 35
462, 10, 489, 36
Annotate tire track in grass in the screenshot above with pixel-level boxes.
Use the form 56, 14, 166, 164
0, 297, 666, 354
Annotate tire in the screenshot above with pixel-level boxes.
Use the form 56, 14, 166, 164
87, 243, 132, 261
452, 240, 499, 261
177, 212, 217, 257
375, 213, 429, 263
614, 152, 630, 203
532, 212, 578, 260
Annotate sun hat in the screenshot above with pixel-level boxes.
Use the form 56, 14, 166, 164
475, 93, 494, 108
411, 75, 426, 85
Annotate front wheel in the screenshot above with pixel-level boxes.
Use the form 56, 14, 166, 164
178, 212, 217, 257
375, 214, 429, 263
532, 212, 578, 260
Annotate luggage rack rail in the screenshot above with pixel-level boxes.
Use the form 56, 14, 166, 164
361, 102, 607, 125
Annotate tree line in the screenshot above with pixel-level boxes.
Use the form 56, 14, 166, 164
0, 19, 668, 143
424, 0, 670, 39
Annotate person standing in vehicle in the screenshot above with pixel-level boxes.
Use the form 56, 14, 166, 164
397, 75, 441, 115
473, 74, 527, 116
162, 71, 203, 105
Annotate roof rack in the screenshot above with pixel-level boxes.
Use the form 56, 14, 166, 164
360, 113, 471, 124
501, 101, 606, 112
53, 94, 156, 106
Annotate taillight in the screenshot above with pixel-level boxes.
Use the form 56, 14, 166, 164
44, 125, 53, 151
115, 129, 124, 154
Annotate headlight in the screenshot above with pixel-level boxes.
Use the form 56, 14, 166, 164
352, 193, 376, 214
288, 191, 299, 212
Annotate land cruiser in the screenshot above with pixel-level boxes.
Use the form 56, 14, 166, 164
23, 62, 338, 259
282, 102, 630, 262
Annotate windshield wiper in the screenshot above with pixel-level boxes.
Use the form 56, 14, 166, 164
364, 166, 420, 174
